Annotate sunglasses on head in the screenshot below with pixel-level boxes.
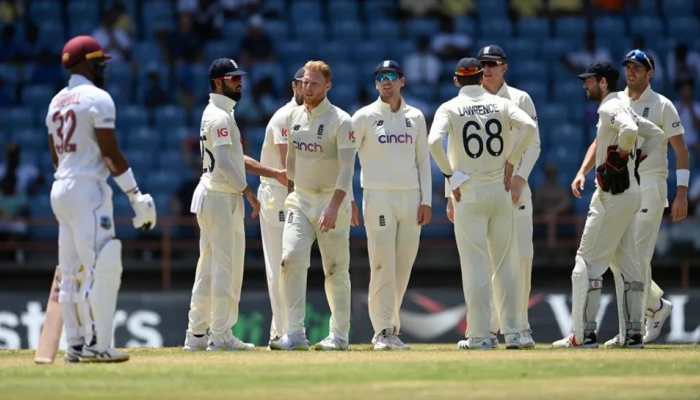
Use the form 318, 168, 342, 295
375, 70, 399, 82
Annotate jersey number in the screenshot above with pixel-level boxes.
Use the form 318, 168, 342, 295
462, 119, 503, 159
52, 110, 77, 154
199, 134, 215, 173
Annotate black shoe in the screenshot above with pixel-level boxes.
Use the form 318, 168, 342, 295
582, 332, 598, 348
624, 333, 644, 349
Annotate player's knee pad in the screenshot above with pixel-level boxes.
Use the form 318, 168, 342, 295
88, 239, 123, 350
58, 272, 78, 303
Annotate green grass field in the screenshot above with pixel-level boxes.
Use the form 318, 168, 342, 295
1, 345, 699, 400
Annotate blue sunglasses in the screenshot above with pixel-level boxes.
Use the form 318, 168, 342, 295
375, 70, 400, 82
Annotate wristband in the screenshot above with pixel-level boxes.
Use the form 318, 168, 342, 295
114, 168, 139, 194
676, 169, 689, 187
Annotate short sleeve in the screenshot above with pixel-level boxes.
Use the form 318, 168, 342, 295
662, 101, 684, 138
208, 114, 234, 147
337, 113, 358, 150
89, 91, 116, 129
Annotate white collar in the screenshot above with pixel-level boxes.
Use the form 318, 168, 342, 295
68, 74, 93, 88
375, 96, 405, 113
458, 85, 486, 97
209, 93, 237, 113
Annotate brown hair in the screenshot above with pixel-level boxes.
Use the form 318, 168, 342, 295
304, 60, 332, 82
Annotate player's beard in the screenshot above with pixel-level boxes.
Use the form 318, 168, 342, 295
223, 86, 242, 102
91, 61, 106, 88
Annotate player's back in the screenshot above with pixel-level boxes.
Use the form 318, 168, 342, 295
45, 75, 113, 181
440, 86, 520, 183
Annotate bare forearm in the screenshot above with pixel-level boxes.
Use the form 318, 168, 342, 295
328, 189, 346, 209
579, 140, 597, 175
244, 155, 279, 178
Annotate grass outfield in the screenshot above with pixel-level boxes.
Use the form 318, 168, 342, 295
1, 345, 699, 400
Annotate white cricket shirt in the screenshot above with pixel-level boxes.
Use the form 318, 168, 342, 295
260, 98, 296, 187
46, 74, 114, 181
352, 97, 432, 205
286, 97, 357, 193
198, 93, 247, 194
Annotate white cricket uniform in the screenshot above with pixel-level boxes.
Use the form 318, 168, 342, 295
428, 85, 537, 340
611, 87, 684, 312
570, 93, 664, 341
352, 97, 432, 337
186, 93, 249, 342
46, 74, 117, 347
258, 98, 295, 339
281, 98, 357, 342
489, 83, 540, 336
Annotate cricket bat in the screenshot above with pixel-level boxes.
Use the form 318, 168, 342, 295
34, 268, 63, 364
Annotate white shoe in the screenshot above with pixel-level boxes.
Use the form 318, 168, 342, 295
388, 335, 410, 350
63, 344, 83, 363
504, 333, 522, 349
373, 332, 393, 351
183, 332, 208, 352
644, 298, 672, 343
207, 335, 255, 351
271, 331, 310, 351
552, 333, 598, 349
79, 346, 130, 363
457, 338, 496, 350
314, 335, 349, 351
603, 334, 624, 348
520, 331, 535, 349
267, 336, 283, 350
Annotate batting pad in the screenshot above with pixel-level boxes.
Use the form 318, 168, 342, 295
89, 239, 123, 351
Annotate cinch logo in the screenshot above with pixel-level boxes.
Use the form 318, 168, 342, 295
293, 140, 323, 152
378, 133, 413, 144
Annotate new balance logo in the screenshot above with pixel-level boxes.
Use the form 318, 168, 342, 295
378, 133, 413, 144
376, 120, 384, 127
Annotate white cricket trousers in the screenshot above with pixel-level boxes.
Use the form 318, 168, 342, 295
187, 188, 245, 341
258, 182, 288, 339
50, 178, 115, 347
281, 190, 351, 342
454, 180, 522, 340
572, 188, 644, 341
363, 189, 421, 337
612, 176, 666, 312
491, 184, 534, 335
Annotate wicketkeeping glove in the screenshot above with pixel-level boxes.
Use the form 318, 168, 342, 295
596, 145, 630, 195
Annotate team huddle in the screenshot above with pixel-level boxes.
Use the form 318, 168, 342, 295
42, 35, 689, 362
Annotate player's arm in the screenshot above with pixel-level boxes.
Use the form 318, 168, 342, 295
47, 136, 58, 169
571, 139, 597, 198
268, 108, 290, 170
611, 107, 639, 155
319, 118, 357, 232
243, 155, 287, 186
504, 102, 537, 168
211, 129, 259, 218
415, 112, 432, 225
96, 128, 157, 230
664, 103, 690, 222
514, 95, 541, 181
428, 105, 463, 200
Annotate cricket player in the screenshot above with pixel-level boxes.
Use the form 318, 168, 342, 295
478, 45, 540, 348
273, 60, 357, 351
584, 50, 687, 346
429, 58, 537, 350
352, 60, 432, 350
183, 58, 260, 352
47, 36, 156, 362
553, 62, 664, 349
258, 67, 304, 349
